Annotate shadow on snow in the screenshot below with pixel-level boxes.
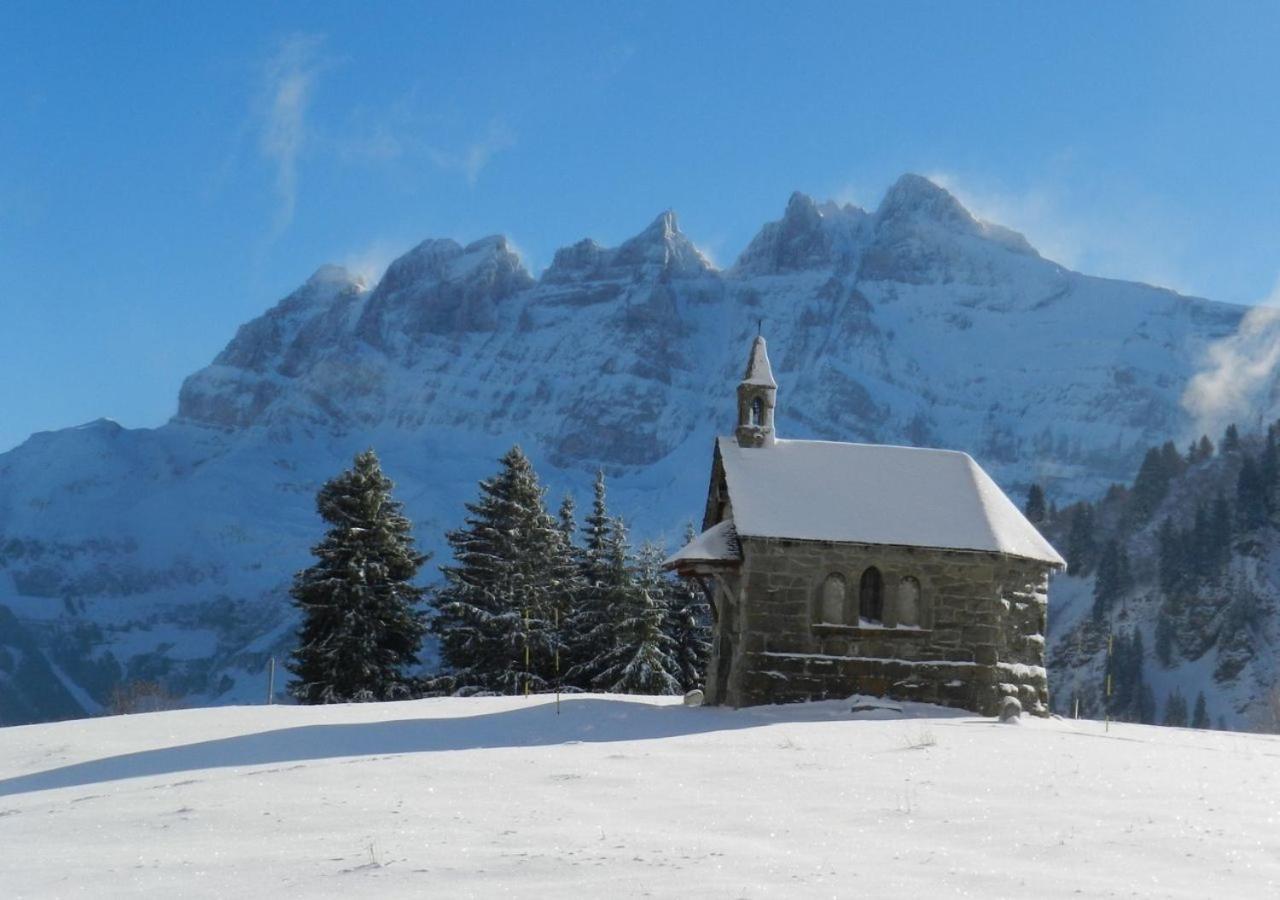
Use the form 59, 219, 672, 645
0, 695, 965, 798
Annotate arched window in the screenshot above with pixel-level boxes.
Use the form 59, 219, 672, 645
859, 567, 884, 623
898, 576, 921, 627
750, 396, 764, 426
819, 574, 846, 624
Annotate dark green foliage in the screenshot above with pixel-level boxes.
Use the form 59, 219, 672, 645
1211, 493, 1233, 564
1156, 492, 1235, 597
288, 449, 428, 704
1191, 691, 1210, 729
1222, 423, 1241, 453
557, 494, 577, 546
564, 473, 627, 688
1092, 540, 1131, 620
1024, 484, 1047, 524
590, 540, 682, 695
663, 524, 713, 691
1154, 610, 1175, 667
1104, 628, 1150, 723
1163, 689, 1189, 727
1186, 434, 1215, 465
1157, 517, 1183, 595
430, 446, 580, 695
1128, 442, 1183, 525
1236, 454, 1268, 530
1065, 503, 1097, 576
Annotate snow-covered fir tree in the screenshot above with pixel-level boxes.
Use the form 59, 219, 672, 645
557, 493, 577, 546
592, 529, 682, 695
564, 471, 623, 688
663, 523, 713, 691
430, 446, 579, 695
287, 449, 428, 704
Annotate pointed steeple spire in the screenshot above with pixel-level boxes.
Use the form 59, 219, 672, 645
742, 333, 777, 388
735, 334, 777, 448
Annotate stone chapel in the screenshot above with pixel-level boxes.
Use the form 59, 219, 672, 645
666, 335, 1064, 716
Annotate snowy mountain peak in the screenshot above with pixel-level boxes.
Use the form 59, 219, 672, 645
545, 211, 713, 283
543, 238, 609, 284
735, 191, 868, 274
305, 264, 363, 290
783, 191, 822, 223
876, 174, 974, 228
612, 209, 713, 278
0, 178, 1259, 726
352, 234, 534, 346
871, 174, 1038, 259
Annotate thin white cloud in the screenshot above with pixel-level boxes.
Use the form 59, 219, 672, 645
427, 120, 516, 187
258, 34, 327, 240
341, 239, 404, 288
923, 170, 1196, 295
1182, 275, 1280, 437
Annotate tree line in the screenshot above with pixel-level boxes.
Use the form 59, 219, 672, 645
1024, 421, 1280, 729
286, 447, 711, 705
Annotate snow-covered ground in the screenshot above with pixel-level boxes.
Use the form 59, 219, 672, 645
2, 695, 1278, 898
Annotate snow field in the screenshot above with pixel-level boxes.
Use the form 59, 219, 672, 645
1, 694, 1278, 898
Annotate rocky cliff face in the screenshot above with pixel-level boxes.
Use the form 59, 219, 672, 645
1044, 428, 1280, 731
0, 174, 1251, 724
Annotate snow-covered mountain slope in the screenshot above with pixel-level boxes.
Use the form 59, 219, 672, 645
2, 694, 1277, 898
0, 175, 1250, 724
1045, 430, 1280, 731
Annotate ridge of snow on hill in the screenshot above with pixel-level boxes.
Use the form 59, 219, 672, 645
1, 695, 1277, 898
0, 174, 1254, 724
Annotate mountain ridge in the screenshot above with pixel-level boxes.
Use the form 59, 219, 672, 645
0, 174, 1258, 725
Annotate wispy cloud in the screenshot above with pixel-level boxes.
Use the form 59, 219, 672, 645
426, 120, 516, 187
923, 170, 1197, 295
1182, 275, 1280, 437
257, 34, 327, 240
340, 239, 402, 287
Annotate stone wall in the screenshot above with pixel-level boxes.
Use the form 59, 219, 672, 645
707, 537, 1051, 716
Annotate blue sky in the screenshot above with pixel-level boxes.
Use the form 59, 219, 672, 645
3, 2, 1280, 451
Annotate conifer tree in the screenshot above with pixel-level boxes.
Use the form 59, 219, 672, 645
557, 494, 578, 546
1092, 539, 1131, 620
1065, 503, 1097, 576
1157, 517, 1183, 595
1236, 454, 1268, 530
288, 449, 428, 704
564, 472, 621, 687
1211, 493, 1233, 569
1197, 434, 1215, 462
1129, 444, 1179, 524
567, 513, 641, 688
592, 534, 681, 695
1154, 611, 1175, 667
664, 524, 713, 691
1223, 423, 1241, 453
1163, 689, 1189, 727
1024, 484, 1047, 523
1191, 691, 1210, 729
430, 446, 578, 695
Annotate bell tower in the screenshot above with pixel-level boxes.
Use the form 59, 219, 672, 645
735, 334, 777, 448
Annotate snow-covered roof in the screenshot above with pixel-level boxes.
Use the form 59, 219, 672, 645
742, 336, 777, 388
664, 519, 742, 568
716, 437, 1064, 566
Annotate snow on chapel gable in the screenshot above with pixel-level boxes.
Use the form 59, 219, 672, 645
669, 334, 1062, 716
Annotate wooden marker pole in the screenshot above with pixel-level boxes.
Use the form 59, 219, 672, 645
266, 657, 275, 705
1105, 633, 1113, 733
554, 606, 561, 715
